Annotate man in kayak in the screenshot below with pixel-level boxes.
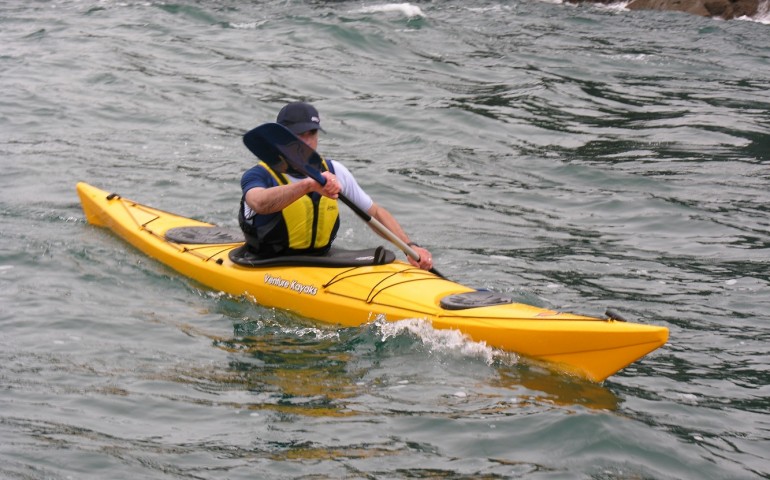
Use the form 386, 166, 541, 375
239, 101, 434, 271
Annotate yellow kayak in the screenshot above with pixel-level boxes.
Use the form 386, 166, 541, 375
76, 182, 668, 382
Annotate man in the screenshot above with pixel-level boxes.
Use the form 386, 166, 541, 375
239, 101, 434, 270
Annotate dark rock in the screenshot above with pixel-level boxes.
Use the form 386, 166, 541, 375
569, 0, 760, 19
626, 0, 710, 16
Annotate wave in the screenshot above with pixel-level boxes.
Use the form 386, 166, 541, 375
373, 318, 517, 366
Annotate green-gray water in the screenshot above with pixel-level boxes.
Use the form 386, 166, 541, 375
1, 1, 768, 478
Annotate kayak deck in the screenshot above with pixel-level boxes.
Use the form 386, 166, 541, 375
77, 182, 668, 382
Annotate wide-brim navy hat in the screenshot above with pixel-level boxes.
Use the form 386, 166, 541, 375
276, 102, 326, 135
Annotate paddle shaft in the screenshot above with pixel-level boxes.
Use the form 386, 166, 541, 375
295, 164, 425, 263
343, 194, 445, 276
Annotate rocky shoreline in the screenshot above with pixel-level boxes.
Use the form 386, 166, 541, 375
571, 0, 763, 20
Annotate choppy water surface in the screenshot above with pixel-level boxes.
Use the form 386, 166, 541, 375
1, 1, 769, 478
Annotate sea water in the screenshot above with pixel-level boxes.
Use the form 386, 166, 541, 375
1, 1, 768, 478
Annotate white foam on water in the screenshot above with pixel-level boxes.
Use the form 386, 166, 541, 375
741, 0, 770, 23
352, 3, 425, 19
280, 325, 341, 341
596, 1, 631, 13
229, 20, 269, 29
376, 318, 505, 365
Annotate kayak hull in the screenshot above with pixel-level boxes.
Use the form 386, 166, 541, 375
77, 182, 668, 382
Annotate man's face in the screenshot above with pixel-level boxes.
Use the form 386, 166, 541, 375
297, 129, 319, 150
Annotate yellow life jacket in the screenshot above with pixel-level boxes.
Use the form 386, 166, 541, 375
239, 159, 340, 256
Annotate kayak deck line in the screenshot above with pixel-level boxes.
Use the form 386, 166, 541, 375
76, 182, 669, 382
322, 266, 444, 304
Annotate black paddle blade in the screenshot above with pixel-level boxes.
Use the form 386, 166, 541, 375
243, 123, 325, 184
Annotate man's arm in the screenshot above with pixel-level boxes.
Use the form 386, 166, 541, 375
368, 202, 433, 270
245, 172, 341, 214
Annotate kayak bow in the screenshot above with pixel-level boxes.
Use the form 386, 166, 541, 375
77, 182, 668, 382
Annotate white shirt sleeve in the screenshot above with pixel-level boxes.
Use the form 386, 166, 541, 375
277, 159, 373, 213
329, 160, 373, 212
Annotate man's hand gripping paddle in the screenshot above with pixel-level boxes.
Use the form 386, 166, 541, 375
243, 123, 442, 277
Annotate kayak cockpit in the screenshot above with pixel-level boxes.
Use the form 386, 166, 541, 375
228, 245, 397, 268
163, 225, 397, 268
